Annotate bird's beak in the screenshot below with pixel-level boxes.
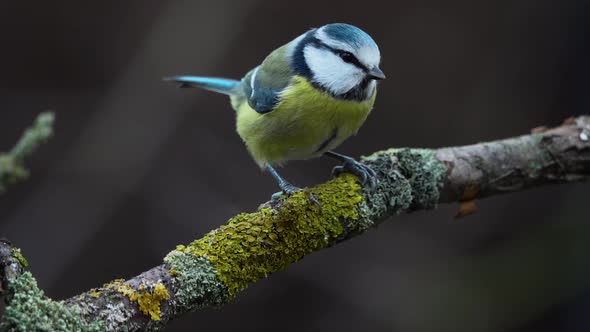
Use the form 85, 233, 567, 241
368, 66, 386, 80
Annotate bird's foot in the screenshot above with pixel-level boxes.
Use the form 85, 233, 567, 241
332, 157, 377, 191
271, 183, 321, 213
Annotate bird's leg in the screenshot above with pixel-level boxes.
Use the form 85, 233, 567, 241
267, 165, 300, 197
324, 151, 377, 191
266, 165, 321, 211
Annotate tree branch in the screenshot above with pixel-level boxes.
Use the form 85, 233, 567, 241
1, 116, 589, 331
0, 112, 54, 194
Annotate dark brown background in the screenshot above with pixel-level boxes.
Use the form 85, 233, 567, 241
0, 1, 589, 331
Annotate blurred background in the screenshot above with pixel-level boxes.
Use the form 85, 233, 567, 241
0, 0, 589, 331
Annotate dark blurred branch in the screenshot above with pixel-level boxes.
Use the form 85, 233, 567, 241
0, 112, 54, 193
0, 112, 48, 297
1, 116, 589, 331
0, 113, 50, 298
0, 111, 53, 325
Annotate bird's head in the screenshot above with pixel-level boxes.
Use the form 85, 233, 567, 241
290, 23, 385, 101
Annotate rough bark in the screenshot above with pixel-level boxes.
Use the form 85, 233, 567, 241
0, 116, 589, 331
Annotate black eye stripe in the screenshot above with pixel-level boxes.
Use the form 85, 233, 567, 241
334, 49, 364, 69
293, 30, 375, 101
316, 42, 367, 71
337, 51, 358, 64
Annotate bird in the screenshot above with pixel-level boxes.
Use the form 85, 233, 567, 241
165, 23, 385, 208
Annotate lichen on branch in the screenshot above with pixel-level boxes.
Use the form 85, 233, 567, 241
0, 115, 589, 331
1, 272, 105, 332
173, 174, 364, 296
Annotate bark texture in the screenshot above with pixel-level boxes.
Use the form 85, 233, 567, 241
1, 116, 589, 331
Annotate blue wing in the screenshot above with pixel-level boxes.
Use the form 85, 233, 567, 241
242, 67, 282, 114
242, 45, 294, 114
164, 74, 281, 114
165, 45, 293, 114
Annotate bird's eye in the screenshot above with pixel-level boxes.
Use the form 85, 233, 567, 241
338, 51, 356, 63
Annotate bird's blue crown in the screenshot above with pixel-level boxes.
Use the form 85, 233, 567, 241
321, 23, 378, 50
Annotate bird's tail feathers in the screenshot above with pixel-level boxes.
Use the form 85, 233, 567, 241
163, 76, 240, 95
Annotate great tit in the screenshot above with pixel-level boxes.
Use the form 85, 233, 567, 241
165, 23, 385, 207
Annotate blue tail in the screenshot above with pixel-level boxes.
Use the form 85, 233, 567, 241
164, 75, 240, 95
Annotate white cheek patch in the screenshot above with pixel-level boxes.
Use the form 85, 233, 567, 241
304, 46, 364, 95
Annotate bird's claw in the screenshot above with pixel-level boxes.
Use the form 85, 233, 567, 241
271, 184, 322, 213
332, 158, 377, 192
308, 194, 322, 213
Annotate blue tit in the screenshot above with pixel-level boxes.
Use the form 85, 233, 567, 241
165, 23, 385, 207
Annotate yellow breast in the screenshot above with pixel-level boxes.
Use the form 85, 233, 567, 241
234, 76, 376, 167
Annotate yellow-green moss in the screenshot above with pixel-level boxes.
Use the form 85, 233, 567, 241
174, 174, 364, 296
169, 268, 180, 277
131, 284, 169, 321
106, 279, 170, 321
11, 247, 28, 267
88, 289, 102, 299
